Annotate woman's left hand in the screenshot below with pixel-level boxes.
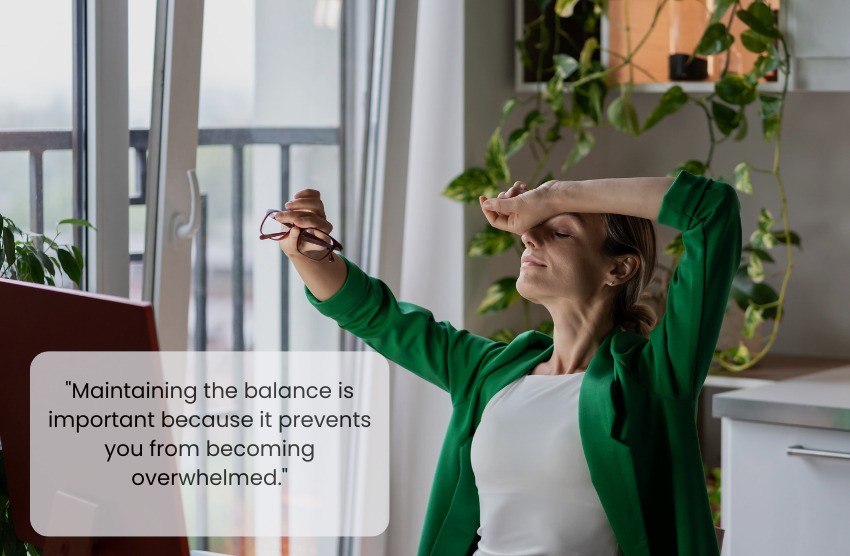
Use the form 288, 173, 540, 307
479, 180, 564, 235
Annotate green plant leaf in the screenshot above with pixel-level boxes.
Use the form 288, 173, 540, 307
710, 0, 736, 23
669, 160, 707, 177
740, 29, 769, 53
34, 249, 55, 276
715, 73, 757, 106
72, 245, 84, 269
489, 328, 518, 343
500, 97, 518, 128
607, 94, 640, 136
58, 218, 96, 230
757, 207, 775, 233
771, 229, 801, 249
695, 23, 735, 56
2, 226, 14, 266
57, 247, 82, 287
736, 2, 780, 39
468, 226, 515, 257
553, 53, 580, 80
743, 246, 774, 263
562, 129, 594, 171
712, 101, 741, 136
642, 85, 688, 132
477, 277, 521, 314
664, 233, 685, 257
734, 112, 749, 141
747, 251, 765, 283
742, 303, 765, 339
758, 93, 782, 142
516, 39, 532, 69
574, 79, 606, 124
733, 162, 752, 194
25, 250, 44, 284
485, 130, 510, 183
443, 168, 495, 202
731, 267, 779, 319
752, 53, 781, 79
524, 109, 545, 129
579, 37, 599, 70
506, 128, 530, 158
555, 0, 579, 17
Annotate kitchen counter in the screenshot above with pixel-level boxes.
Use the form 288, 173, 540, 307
712, 364, 850, 431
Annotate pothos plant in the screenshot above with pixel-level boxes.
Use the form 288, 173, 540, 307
443, 0, 799, 372
0, 213, 93, 556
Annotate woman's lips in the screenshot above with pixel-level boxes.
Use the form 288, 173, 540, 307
521, 255, 546, 267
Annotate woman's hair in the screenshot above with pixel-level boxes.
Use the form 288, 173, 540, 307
600, 213, 658, 337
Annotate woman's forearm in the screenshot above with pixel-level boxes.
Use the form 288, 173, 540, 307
555, 176, 675, 222
290, 253, 348, 302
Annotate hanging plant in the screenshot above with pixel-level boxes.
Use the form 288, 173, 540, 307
443, 0, 799, 372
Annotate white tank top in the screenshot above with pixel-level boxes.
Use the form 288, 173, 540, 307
470, 371, 620, 556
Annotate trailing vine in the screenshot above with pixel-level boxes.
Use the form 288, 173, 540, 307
443, 0, 799, 371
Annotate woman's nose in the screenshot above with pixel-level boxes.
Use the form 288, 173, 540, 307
521, 229, 538, 248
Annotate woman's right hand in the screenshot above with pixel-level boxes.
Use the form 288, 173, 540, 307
273, 189, 335, 259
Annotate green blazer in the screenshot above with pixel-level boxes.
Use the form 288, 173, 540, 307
306, 170, 741, 555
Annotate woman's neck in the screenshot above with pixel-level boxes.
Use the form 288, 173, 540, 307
538, 299, 616, 375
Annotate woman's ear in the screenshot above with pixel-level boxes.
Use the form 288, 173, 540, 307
608, 255, 640, 284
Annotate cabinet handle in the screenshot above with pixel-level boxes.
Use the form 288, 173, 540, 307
787, 445, 850, 461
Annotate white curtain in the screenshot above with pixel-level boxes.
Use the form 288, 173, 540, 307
353, 0, 465, 554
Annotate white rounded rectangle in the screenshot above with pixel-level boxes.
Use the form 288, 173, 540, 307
30, 351, 389, 537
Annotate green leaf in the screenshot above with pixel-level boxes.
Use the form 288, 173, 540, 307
499, 97, 518, 128
712, 101, 741, 136
731, 267, 779, 319
607, 94, 640, 136
553, 53, 580, 81
489, 328, 518, 343
734, 162, 752, 194
642, 85, 688, 132
710, 0, 736, 23
524, 110, 545, 130
485, 130, 510, 183
669, 160, 707, 177
72, 245, 84, 269
506, 128, 530, 158
515, 39, 532, 69
25, 250, 44, 284
555, 0, 579, 17
57, 247, 82, 287
468, 226, 515, 257
574, 79, 606, 124
736, 2, 780, 39
753, 54, 781, 79
477, 277, 521, 314
443, 168, 495, 202
2, 227, 15, 266
34, 249, 55, 276
579, 37, 599, 70
758, 93, 782, 142
58, 218, 96, 230
734, 112, 749, 141
715, 73, 757, 106
743, 246, 775, 263
757, 207, 775, 233
750, 230, 775, 250
695, 23, 735, 56
40, 235, 59, 250
740, 29, 769, 53
742, 303, 765, 339
562, 129, 595, 171
747, 251, 765, 283
771, 229, 801, 249
664, 233, 685, 257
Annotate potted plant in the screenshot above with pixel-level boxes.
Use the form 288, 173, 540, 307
0, 212, 93, 556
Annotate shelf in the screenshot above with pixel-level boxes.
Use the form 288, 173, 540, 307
515, 80, 784, 95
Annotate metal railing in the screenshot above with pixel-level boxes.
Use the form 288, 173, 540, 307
0, 127, 339, 351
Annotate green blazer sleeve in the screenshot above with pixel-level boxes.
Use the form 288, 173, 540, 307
638, 170, 742, 400
305, 256, 504, 405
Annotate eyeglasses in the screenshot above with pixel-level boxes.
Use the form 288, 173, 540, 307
259, 208, 343, 262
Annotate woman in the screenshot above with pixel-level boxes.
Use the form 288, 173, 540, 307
270, 170, 741, 555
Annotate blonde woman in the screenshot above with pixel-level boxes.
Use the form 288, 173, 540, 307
264, 169, 740, 555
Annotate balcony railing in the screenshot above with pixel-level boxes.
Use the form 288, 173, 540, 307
0, 127, 339, 351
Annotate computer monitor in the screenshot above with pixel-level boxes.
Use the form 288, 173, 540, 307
0, 278, 189, 556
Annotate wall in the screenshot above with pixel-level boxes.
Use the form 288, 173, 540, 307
464, 1, 850, 358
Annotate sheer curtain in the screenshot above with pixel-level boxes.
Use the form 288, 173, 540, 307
351, 0, 465, 554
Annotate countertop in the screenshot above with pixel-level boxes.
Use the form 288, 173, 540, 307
712, 365, 850, 431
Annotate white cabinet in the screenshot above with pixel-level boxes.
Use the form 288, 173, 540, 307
720, 419, 850, 555
714, 365, 850, 555
784, 0, 850, 90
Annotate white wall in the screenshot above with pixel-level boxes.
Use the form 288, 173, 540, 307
463, 1, 850, 358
